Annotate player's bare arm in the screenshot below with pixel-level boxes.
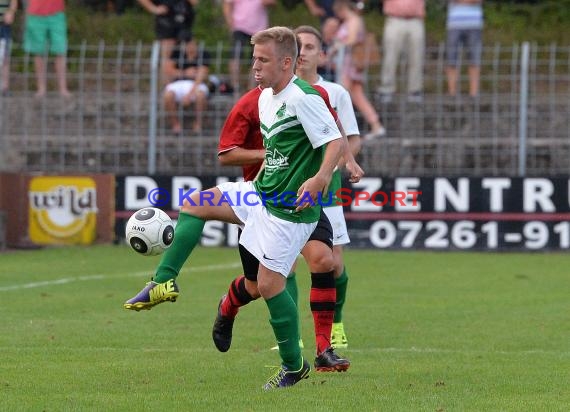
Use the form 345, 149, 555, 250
334, 119, 364, 183
218, 147, 265, 166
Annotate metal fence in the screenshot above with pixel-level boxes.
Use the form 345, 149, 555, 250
1, 41, 569, 177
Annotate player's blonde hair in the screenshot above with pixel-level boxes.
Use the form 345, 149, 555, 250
251, 26, 298, 61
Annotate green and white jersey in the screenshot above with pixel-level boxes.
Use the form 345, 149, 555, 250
315, 76, 360, 207
254, 76, 341, 223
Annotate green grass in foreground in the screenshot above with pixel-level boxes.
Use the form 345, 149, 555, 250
0, 245, 569, 411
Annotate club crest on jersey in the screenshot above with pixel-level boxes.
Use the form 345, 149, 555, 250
265, 147, 289, 173
276, 102, 287, 118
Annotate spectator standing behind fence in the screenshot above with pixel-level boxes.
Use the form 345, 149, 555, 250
0, 0, 17, 94
445, 0, 483, 97
305, 0, 339, 82
319, 16, 339, 81
331, 0, 385, 140
23, 0, 71, 98
378, 0, 425, 103
163, 39, 210, 134
223, 0, 275, 94
137, 0, 198, 82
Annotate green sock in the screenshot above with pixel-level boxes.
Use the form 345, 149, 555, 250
286, 272, 298, 307
286, 272, 301, 338
266, 289, 302, 371
153, 213, 205, 283
334, 267, 349, 323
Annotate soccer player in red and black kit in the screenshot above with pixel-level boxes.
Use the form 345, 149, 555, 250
214, 76, 362, 370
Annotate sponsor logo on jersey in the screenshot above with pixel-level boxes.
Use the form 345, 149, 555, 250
265, 147, 290, 174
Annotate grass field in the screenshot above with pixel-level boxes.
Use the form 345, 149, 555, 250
1, 245, 569, 411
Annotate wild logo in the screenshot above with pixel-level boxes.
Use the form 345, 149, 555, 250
28, 177, 98, 245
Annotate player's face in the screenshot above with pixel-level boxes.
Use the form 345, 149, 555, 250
296, 33, 322, 73
252, 42, 291, 92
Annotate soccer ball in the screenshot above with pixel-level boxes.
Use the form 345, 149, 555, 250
125, 207, 175, 256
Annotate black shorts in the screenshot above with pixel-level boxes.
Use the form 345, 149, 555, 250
238, 209, 333, 282
238, 233, 260, 282
155, 15, 194, 41
230, 31, 252, 59
308, 209, 334, 249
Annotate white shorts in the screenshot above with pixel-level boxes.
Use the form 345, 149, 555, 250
323, 205, 350, 246
164, 80, 209, 103
217, 180, 317, 276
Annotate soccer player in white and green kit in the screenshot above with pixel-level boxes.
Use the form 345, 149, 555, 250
124, 26, 344, 390
212, 27, 363, 360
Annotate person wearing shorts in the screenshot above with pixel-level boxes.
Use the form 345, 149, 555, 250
445, 0, 484, 97
223, 0, 275, 93
123, 26, 345, 390
137, 0, 198, 81
162, 39, 210, 133
23, 0, 71, 98
0, 0, 17, 94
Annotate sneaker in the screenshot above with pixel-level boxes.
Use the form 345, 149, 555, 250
212, 295, 234, 352
123, 279, 179, 311
270, 339, 304, 351
263, 359, 310, 390
331, 322, 348, 349
407, 92, 423, 104
377, 92, 393, 104
364, 126, 386, 141
314, 347, 351, 372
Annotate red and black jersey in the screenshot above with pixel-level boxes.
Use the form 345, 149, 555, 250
217, 83, 338, 182
217, 87, 264, 182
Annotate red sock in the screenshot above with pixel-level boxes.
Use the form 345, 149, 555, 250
310, 272, 336, 355
220, 275, 255, 319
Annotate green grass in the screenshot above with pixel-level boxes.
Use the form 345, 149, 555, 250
1, 245, 569, 411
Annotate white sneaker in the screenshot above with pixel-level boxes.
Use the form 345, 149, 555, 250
377, 92, 393, 104
407, 92, 423, 104
364, 126, 386, 141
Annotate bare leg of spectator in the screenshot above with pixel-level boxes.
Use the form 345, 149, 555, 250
345, 79, 385, 139
160, 38, 176, 84
468, 65, 480, 97
1, 60, 9, 92
33, 55, 47, 98
446, 66, 459, 96
229, 57, 240, 94
164, 89, 182, 133
55, 55, 71, 98
193, 90, 207, 133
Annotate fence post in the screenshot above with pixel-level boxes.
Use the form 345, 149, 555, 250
518, 42, 530, 177
0, 39, 5, 171
148, 41, 160, 175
